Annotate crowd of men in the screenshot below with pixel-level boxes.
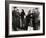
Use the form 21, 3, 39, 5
12, 7, 40, 31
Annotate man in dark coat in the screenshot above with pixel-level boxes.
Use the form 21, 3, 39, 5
21, 9, 25, 23
12, 7, 20, 31
21, 9, 25, 25
20, 9, 26, 30
12, 7, 17, 31
32, 8, 40, 30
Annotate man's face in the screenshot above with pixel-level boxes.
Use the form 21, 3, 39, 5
15, 8, 17, 11
34, 9, 38, 13
16, 9, 19, 12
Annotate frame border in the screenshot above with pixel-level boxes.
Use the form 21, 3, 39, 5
5, 1, 45, 37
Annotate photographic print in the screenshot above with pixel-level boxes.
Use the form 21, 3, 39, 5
12, 7, 40, 31
5, 1, 45, 37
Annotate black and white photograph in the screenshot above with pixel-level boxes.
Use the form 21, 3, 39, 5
12, 7, 40, 31
5, 1, 45, 37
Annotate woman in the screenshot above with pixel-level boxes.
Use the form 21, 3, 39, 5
26, 10, 32, 30
12, 7, 18, 31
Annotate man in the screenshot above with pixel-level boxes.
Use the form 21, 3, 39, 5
20, 9, 26, 30
16, 9, 20, 29
12, 7, 20, 31
12, 7, 17, 31
21, 9, 25, 23
20, 9, 25, 25
32, 8, 40, 30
